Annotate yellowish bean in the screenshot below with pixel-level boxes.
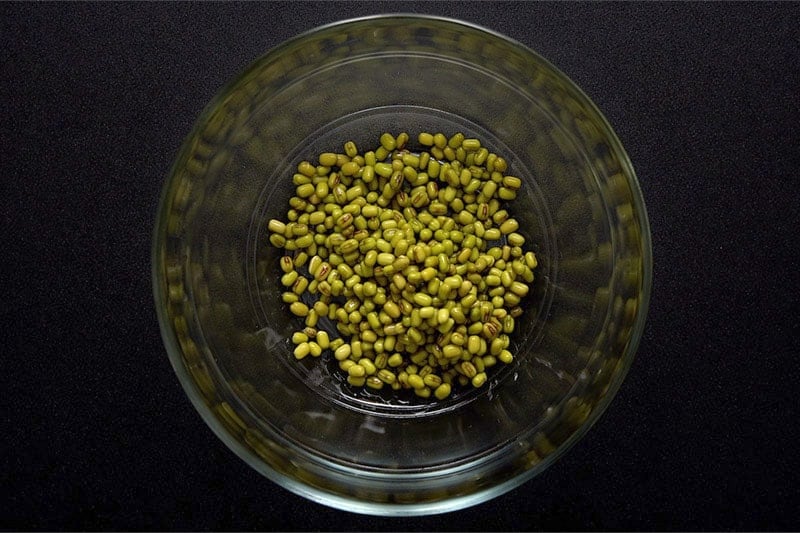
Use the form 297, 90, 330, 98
293, 342, 310, 359
434, 383, 451, 400
471, 372, 487, 387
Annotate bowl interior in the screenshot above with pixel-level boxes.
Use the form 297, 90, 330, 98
154, 15, 651, 514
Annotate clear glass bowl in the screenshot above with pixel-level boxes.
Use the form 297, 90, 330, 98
152, 14, 652, 516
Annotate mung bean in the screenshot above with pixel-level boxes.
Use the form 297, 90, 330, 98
267, 131, 538, 401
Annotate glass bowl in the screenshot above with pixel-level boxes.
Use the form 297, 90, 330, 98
152, 14, 652, 516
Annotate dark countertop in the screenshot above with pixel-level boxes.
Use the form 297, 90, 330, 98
3, 2, 799, 530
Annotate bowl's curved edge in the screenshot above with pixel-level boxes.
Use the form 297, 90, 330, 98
151, 12, 654, 516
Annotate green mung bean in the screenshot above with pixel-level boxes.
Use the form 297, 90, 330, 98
471, 372, 488, 388
365, 376, 383, 390
294, 342, 310, 360
267, 131, 538, 401
308, 341, 322, 357
292, 276, 308, 295
379, 133, 396, 151
407, 374, 425, 390
434, 383, 451, 400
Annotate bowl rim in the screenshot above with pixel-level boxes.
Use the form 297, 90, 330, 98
152, 12, 653, 516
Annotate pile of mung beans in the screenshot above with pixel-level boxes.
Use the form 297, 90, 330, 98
267, 132, 537, 401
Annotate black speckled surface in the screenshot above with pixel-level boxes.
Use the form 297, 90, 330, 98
2, 2, 799, 530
